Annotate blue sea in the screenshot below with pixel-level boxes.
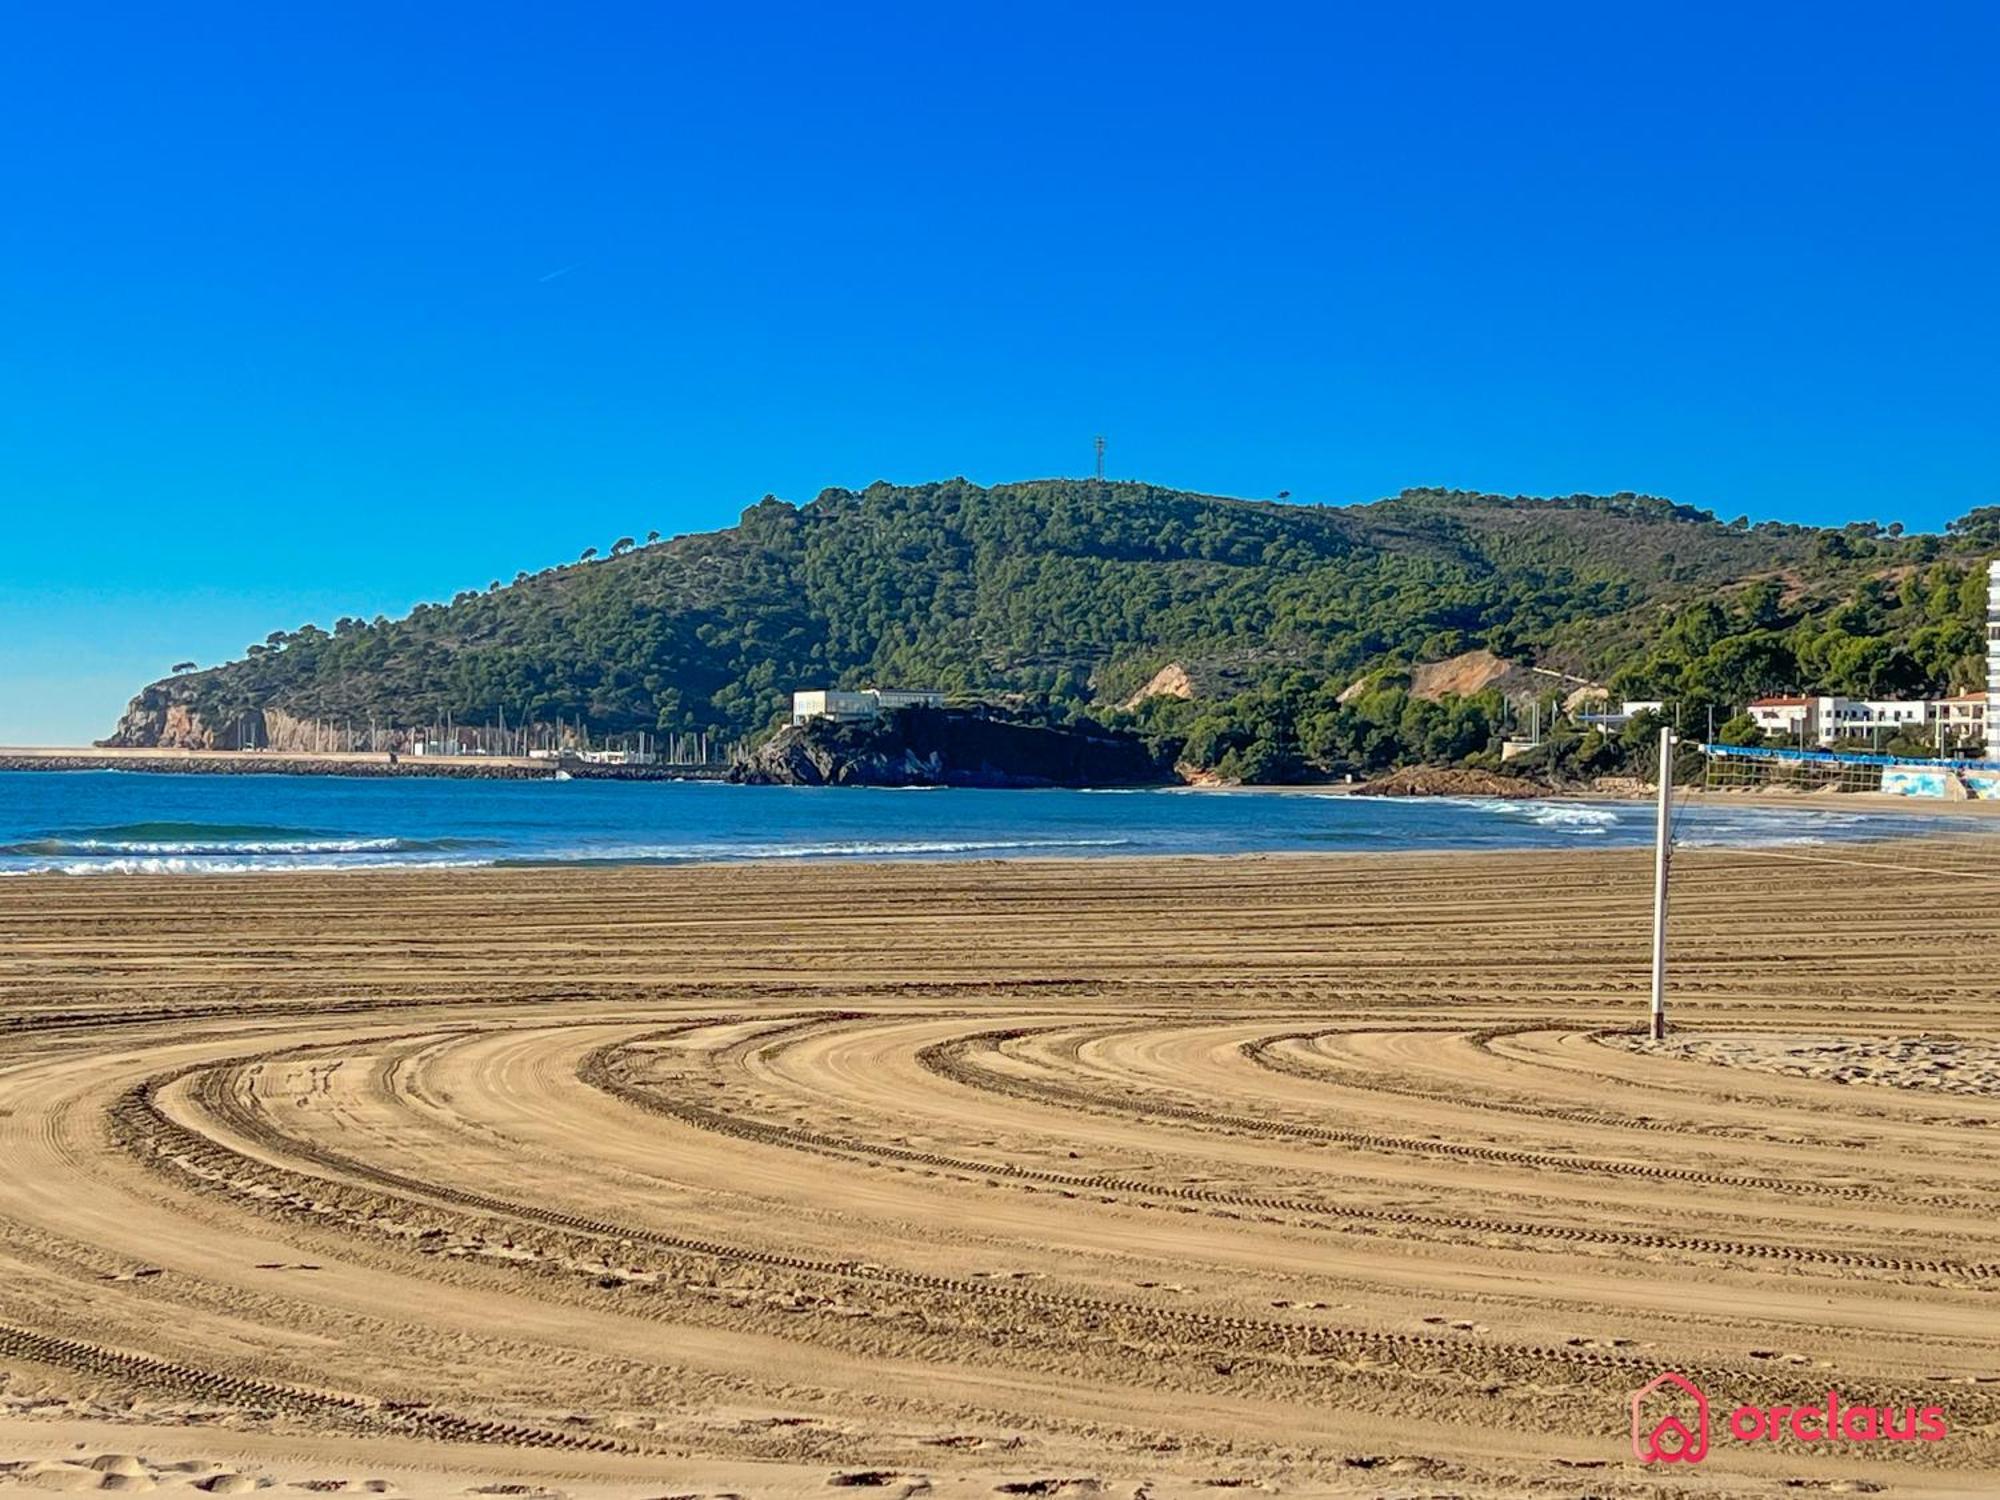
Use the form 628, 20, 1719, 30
0, 770, 1989, 875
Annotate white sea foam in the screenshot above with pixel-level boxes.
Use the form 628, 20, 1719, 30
1443, 798, 1621, 833
37, 836, 412, 856
2, 855, 497, 877
1676, 829, 1829, 848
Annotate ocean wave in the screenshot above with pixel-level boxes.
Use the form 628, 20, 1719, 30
34, 820, 335, 841
14, 837, 385, 856
3, 820, 486, 858
3, 835, 1137, 875
1676, 829, 1829, 848
1439, 797, 1622, 832
0, 855, 499, 877
3, 835, 482, 857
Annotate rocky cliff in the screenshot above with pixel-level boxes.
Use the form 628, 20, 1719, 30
101, 687, 332, 752
729, 707, 1171, 789
101, 682, 228, 749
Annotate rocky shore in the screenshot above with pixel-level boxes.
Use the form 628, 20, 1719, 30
1349, 766, 1546, 797
730, 706, 1169, 788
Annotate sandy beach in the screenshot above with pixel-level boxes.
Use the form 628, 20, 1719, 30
3, 843, 2000, 1497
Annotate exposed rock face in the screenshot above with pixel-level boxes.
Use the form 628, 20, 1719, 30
730, 707, 1171, 788
1408, 649, 1521, 702
252, 707, 332, 752
101, 685, 331, 752
1341, 651, 1595, 710
1122, 661, 1196, 709
100, 683, 227, 749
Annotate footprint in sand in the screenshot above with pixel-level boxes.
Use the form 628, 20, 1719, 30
198, 1477, 264, 1495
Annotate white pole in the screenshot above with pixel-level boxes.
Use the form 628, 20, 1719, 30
1650, 725, 1674, 1041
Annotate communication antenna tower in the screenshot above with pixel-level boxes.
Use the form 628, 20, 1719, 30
1094, 435, 1105, 482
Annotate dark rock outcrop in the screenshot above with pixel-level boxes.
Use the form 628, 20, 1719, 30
729, 707, 1171, 788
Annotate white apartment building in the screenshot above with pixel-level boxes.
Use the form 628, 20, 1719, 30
1822, 697, 1927, 741
791, 688, 947, 725
1747, 693, 1983, 749
1745, 697, 1812, 740
1935, 691, 1988, 747
1988, 560, 2000, 761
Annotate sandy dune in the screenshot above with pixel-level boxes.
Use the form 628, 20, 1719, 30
2, 842, 2000, 1497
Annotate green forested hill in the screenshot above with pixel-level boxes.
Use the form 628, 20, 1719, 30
108, 478, 2000, 778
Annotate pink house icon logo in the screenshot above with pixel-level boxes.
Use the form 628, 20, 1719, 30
1632, 1371, 1710, 1463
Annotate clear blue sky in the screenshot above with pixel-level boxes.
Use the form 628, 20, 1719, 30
2, 4, 1995, 743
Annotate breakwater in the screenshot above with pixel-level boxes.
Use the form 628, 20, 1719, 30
0, 749, 729, 782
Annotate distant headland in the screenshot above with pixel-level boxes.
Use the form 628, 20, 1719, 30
91, 477, 2000, 789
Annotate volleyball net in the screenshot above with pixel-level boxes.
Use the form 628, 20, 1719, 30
1699, 743, 2000, 799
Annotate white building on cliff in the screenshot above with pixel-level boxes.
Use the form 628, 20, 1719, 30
791, 688, 946, 725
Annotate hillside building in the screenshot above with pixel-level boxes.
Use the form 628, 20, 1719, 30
791, 688, 946, 725
1935, 691, 1988, 749
1574, 700, 1667, 732
1822, 697, 1928, 741
1745, 698, 1812, 740
575, 747, 656, 766
1988, 560, 2000, 761
1745, 692, 1985, 750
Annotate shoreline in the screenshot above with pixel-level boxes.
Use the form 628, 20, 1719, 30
7, 832, 1997, 883
12, 746, 2000, 816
